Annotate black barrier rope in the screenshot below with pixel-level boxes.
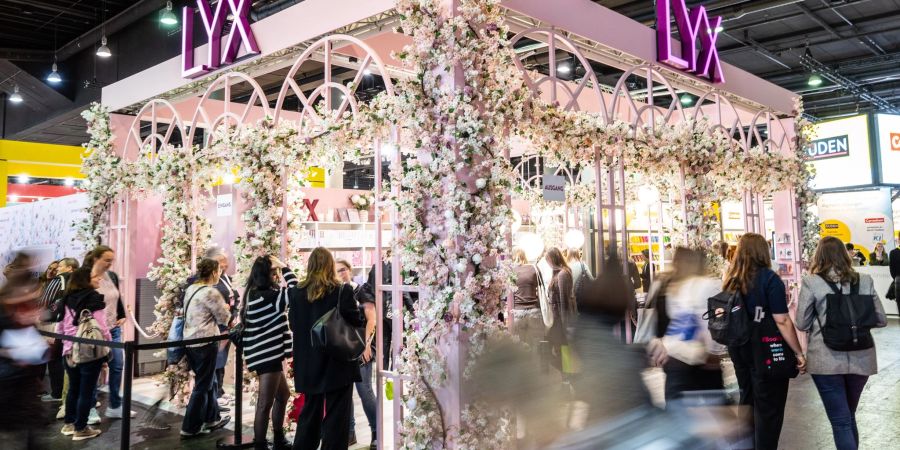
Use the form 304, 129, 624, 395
37, 330, 251, 449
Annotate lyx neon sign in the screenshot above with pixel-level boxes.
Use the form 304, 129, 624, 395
656, 0, 725, 83
182, 0, 260, 79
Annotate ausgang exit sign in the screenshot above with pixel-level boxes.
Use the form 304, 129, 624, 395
807, 135, 850, 160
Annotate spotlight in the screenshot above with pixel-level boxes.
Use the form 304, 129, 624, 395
64, 178, 75, 187
16, 174, 30, 184
9, 85, 23, 103
707, 25, 724, 34
363, 68, 372, 76
680, 94, 694, 105
47, 63, 61, 83
557, 63, 572, 74
8, 195, 19, 203
160, 1, 178, 26
96, 36, 112, 58
222, 172, 236, 185
808, 74, 823, 87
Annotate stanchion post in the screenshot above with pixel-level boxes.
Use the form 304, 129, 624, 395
217, 340, 252, 449
121, 341, 135, 450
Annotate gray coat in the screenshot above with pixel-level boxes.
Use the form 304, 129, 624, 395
796, 274, 888, 376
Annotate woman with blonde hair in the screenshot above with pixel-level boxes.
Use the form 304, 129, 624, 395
723, 233, 805, 450
797, 237, 887, 450
289, 248, 364, 450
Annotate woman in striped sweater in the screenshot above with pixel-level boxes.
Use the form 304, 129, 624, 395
241, 255, 297, 450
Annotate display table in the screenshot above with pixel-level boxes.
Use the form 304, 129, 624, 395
857, 266, 898, 315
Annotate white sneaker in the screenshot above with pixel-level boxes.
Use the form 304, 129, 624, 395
105, 406, 137, 419
87, 408, 101, 425
217, 397, 231, 407
56, 405, 65, 420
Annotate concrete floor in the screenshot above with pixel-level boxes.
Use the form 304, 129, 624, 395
25, 321, 900, 449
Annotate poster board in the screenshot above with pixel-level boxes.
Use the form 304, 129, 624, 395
816, 188, 895, 256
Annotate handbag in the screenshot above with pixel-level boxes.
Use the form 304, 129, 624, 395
750, 305, 799, 380
310, 284, 366, 362
886, 276, 899, 301
166, 286, 207, 364
535, 264, 553, 328
71, 309, 111, 365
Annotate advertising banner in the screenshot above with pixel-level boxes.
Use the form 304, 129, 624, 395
875, 113, 900, 185
809, 114, 873, 190
817, 188, 895, 256
0, 193, 89, 279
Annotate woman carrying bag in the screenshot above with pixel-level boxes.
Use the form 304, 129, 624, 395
288, 247, 365, 450
796, 237, 887, 450
723, 233, 805, 450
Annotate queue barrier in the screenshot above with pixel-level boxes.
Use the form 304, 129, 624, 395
38, 330, 253, 450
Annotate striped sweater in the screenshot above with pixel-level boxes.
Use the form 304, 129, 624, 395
241, 268, 298, 372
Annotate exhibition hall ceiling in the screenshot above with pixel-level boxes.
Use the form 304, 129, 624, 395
1, 0, 899, 146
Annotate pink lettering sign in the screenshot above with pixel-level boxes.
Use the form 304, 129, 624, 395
656, 0, 724, 83
182, 0, 260, 79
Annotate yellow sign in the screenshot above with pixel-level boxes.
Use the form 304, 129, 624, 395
306, 167, 325, 188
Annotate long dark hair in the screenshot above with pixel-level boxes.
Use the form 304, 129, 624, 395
246, 256, 276, 292
545, 247, 571, 274
65, 267, 94, 295
810, 236, 859, 284
723, 233, 771, 294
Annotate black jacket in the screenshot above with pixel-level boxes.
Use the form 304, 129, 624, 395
64, 289, 106, 327
288, 283, 364, 395
890, 248, 900, 279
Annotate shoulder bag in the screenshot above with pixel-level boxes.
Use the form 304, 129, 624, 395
535, 264, 553, 328
166, 286, 208, 364
311, 284, 366, 362
750, 272, 798, 380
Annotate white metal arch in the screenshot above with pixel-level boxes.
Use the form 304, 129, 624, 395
610, 64, 687, 129
122, 99, 188, 162
187, 71, 272, 145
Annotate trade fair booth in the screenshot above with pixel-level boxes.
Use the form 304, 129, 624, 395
72, 0, 817, 447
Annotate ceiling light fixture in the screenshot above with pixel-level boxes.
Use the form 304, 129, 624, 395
807, 74, 823, 86
363, 68, 372, 76
64, 178, 75, 187
680, 93, 693, 105
557, 63, 572, 74
96, 36, 112, 58
161, 1, 178, 26
8, 85, 23, 103
708, 25, 724, 34
47, 62, 62, 83
16, 174, 30, 184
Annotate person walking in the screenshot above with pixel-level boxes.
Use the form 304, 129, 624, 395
796, 237, 887, 450
180, 258, 231, 438
58, 267, 109, 441
723, 233, 806, 450
336, 259, 377, 449
868, 242, 890, 266
193, 246, 239, 406
83, 245, 132, 420
512, 248, 545, 347
545, 247, 575, 373
645, 247, 725, 401
242, 255, 297, 450
289, 248, 365, 450
566, 248, 594, 310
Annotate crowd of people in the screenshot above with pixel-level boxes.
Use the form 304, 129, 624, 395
0, 231, 897, 449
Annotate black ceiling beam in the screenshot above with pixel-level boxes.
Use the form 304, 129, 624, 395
55, 0, 162, 61
5, 0, 97, 21
798, 52, 898, 114
757, 50, 900, 81
0, 48, 54, 63
0, 31, 50, 46
719, 12, 900, 55
794, 2, 883, 57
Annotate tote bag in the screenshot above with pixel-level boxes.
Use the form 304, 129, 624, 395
310, 284, 366, 362
751, 306, 799, 380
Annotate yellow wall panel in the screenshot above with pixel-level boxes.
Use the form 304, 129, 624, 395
0, 140, 84, 165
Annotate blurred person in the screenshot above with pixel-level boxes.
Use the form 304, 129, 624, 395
868, 242, 889, 266
180, 258, 231, 438
512, 248, 545, 347
723, 233, 805, 450
40, 260, 59, 289
37, 257, 80, 403
242, 255, 297, 450
0, 252, 44, 447
645, 247, 725, 401
639, 249, 656, 294
713, 241, 729, 261
289, 248, 364, 450
337, 259, 377, 448
546, 247, 575, 354
796, 237, 887, 450
566, 248, 593, 310
845, 243, 866, 266
58, 267, 109, 441
83, 245, 131, 420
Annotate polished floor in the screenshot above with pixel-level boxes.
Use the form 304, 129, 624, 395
22, 320, 900, 449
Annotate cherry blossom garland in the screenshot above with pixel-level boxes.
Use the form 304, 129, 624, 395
78, 102, 123, 247
792, 98, 820, 263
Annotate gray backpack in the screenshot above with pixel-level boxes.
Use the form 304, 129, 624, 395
71, 310, 110, 365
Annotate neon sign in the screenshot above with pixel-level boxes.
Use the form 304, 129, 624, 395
656, 0, 725, 83
182, 0, 260, 79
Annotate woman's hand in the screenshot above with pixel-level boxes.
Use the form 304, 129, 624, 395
647, 338, 668, 367
269, 255, 286, 269
361, 346, 372, 364
796, 354, 807, 374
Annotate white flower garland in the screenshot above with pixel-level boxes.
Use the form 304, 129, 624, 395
78, 102, 122, 247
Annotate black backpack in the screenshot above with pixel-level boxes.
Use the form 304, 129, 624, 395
815, 276, 878, 351
704, 290, 751, 347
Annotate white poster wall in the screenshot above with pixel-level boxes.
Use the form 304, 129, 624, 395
809, 115, 874, 190
0, 193, 89, 279
816, 188, 895, 255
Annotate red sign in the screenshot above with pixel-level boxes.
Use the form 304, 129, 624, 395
890, 132, 900, 151
864, 218, 885, 224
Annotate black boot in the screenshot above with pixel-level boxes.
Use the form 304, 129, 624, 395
273, 434, 291, 450
253, 440, 271, 450
349, 430, 357, 446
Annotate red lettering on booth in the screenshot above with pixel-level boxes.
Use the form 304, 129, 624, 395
304, 199, 319, 221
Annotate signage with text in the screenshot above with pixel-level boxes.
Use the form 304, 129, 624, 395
807, 135, 849, 160
876, 114, 900, 185
216, 193, 233, 217
542, 175, 566, 202
182, 0, 260, 79
656, 0, 724, 83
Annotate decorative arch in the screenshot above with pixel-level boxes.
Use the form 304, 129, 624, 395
122, 99, 188, 161
187, 72, 272, 145
610, 64, 686, 129
693, 91, 748, 148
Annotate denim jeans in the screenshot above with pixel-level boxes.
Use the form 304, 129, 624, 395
182, 343, 220, 434
107, 326, 123, 409
811, 374, 869, 450
349, 360, 377, 437
64, 358, 104, 430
